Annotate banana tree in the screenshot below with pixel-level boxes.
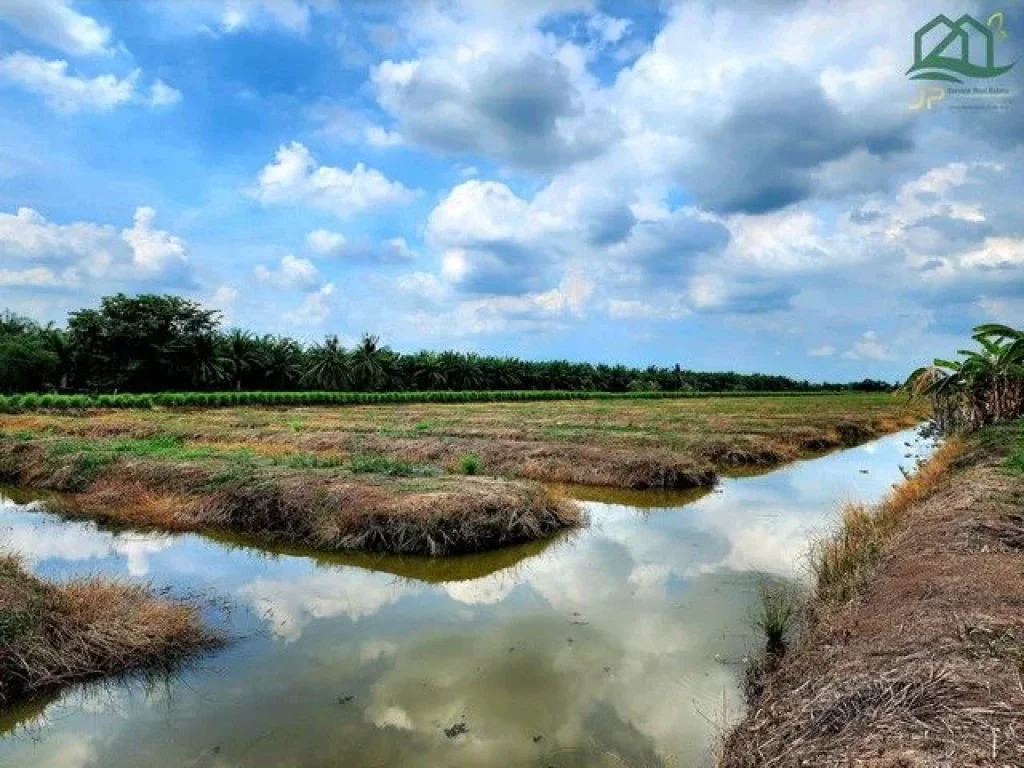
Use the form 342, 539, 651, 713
904, 323, 1024, 431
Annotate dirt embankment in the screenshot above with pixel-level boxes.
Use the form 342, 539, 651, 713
0, 438, 581, 556
722, 427, 1024, 767
0, 555, 219, 710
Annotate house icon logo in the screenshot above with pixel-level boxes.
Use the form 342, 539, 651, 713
907, 13, 1015, 83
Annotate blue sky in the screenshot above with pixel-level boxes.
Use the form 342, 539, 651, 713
0, 0, 1022, 381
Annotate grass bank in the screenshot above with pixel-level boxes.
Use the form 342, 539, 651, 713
722, 422, 1024, 766
0, 554, 219, 710
0, 436, 580, 556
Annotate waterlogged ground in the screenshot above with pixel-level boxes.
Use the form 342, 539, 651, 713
0, 428, 931, 768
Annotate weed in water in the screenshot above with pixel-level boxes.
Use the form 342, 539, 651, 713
754, 581, 802, 656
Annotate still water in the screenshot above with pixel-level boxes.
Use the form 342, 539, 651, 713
0, 427, 930, 767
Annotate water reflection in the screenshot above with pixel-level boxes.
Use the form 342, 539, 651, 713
0, 428, 931, 767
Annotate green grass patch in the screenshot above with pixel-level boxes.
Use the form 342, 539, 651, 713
280, 454, 348, 470
348, 454, 438, 477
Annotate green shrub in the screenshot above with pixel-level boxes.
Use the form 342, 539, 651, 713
459, 453, 481, 475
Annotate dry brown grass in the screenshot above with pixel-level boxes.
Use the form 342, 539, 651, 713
1, 393, 925, 490
812, 438, 965, 608
722, 432, 1024, 767
0, 440, 582, 556
0, 554, 219, 709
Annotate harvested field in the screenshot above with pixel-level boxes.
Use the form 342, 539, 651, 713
721, 422, 1024, 767
0, 394, 920, 556
0, 392, 923, 486
0, 554, 219, 709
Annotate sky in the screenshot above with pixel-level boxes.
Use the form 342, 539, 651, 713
0, 0, 1022, 381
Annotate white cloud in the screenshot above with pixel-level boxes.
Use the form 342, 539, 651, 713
0, 0, 112, 56
0, 53, 137, 113
306, 229, 416, 263
220, 0, 332, 34
586, 12, 631, 45
250, 142, 416, 217
306, 228, 346, 255
0, 205, 190, 287
240, 566, 412, 642
807, 345, 836, 358
286, 282, 336, 326
960, 237, 1024, 270
254, 253, 319, 288
364, 125, 403, 148
148, 79, 182, 106
121, 207, 187, 273
0, 266, 65, 287
0, 52, 180, 113
205, 283, 239, 322
843, 331, 893, 361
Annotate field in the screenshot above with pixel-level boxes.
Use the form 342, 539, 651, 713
0, 393, 924, 556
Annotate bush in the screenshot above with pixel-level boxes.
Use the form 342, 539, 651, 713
460, 453, 481, 475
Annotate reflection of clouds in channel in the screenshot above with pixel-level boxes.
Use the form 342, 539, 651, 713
360, 640, 399, 664
440, 571, 520, 605
239, 569, 417, 642
679, 429, 931, 579
1, 497, 173, 576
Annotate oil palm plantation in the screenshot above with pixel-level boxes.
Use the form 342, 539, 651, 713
350, 334, 387, 391
302, 335, 349, 390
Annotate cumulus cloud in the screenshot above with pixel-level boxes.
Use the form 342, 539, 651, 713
0, 0, 112, 56
121, 207, 188, 273
0, 52, 181, 113
306, 228, 415, 263
0, 205, 192, 289
250, 142, 416, 217
371, 1, 617, 171
0, 53, 137, 112
808, 345, 836, 358
254, 253, 320, 288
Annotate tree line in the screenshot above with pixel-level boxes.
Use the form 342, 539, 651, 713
0, 294, 894, 395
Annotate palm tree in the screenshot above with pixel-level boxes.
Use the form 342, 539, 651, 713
261, 336, 303, 390
223, 329, 263, 391
412, 351, 447, 390
302, 335, 349, 390
350, 334, 387, 391
190, 333, 231, 389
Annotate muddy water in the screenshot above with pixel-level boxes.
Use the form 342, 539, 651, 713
0, 428, 931, 767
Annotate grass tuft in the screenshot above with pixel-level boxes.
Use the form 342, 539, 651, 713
755, 581, 802, 656
0, 554, 220, 708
